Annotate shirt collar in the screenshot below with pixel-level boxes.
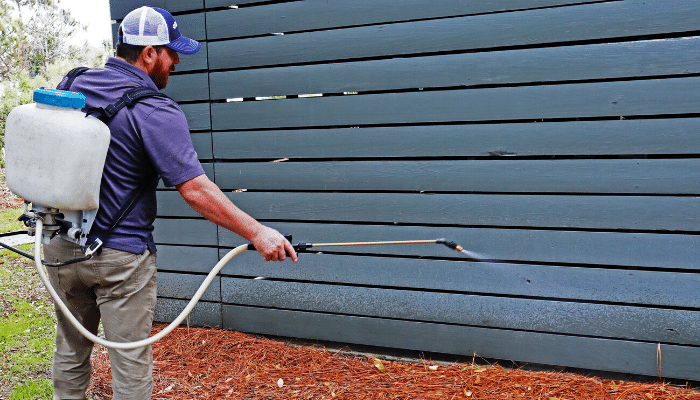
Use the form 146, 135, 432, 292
104, 57, 159, 91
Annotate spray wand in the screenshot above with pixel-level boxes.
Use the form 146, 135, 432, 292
273, 238, 473, 257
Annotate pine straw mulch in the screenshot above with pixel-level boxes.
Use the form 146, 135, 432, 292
86, 325, 700, 400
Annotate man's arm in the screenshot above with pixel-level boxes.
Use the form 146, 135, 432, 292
176, 174, 297, 262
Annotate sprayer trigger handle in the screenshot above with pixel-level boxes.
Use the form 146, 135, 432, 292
84, 238, 103, 257
246, 234, 294, 254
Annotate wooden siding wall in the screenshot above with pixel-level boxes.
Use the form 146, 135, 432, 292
111, 0, 700, 380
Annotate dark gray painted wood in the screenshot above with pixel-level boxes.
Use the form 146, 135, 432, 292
155, 298, 221, 327
157, 188, 700, 231
157, 245, 219, 274
205, 0, 286, 7
211, 37, 700, 99
218, 252, 700, 308
221, 278, 700, 345
206, 0, 603, 40
216, 192, 700, 232
175, 44, 209, 72
221, 305, 700, 381
212, 77, 700, 130
208, 0, 700, 69
191, 132, 212, 160
163, 73, 209, 102
111, 0, 204, 20
218, 223, 700, 271
212, 119, 700, 159
153, 218, 217, 246
215, 159, 700, 194
160, 272, 220, 302
157, 162, 213, 189
181, 103, 211, 131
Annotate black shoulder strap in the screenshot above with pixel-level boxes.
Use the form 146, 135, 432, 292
86, 86, 172, 122
60, 66, 90, 91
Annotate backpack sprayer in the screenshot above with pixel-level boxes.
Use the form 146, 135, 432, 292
2, 88, 473, 350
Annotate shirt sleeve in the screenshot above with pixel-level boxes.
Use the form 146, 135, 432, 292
140, 100, 205, 187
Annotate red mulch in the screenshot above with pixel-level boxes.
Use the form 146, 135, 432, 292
86, 325, 700, 399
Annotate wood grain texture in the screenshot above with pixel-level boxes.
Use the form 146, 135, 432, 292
218, 251, 700, 308
160, 272, 220, 302
155, 298, 221, 327
218, 192, 700, 232
214, 159, 700, 194
208, 0, 700, 69
206, 0, 603, 40
218, 222, 700, 270
111, 0, 204, 20
163, 73, 209, 102
221, 277, 700, 345
210, 37, 700, 99
221, 305, 700, 381
212, 119, 700, 159
212, 77, 700, 130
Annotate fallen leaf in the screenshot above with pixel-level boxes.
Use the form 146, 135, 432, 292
374, 359, 385, 370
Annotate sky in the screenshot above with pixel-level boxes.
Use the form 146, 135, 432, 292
58, 0, 113, 47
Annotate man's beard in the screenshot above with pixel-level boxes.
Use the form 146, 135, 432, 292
151, 59, 173, 90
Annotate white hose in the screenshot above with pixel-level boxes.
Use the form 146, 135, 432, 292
34, 218, 249, 350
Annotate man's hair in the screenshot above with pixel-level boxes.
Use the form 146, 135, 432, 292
116, 42, 167, 63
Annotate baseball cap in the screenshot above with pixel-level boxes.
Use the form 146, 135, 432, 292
118, 6, 201, 55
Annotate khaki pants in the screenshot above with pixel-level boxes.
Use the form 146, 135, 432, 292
45, 238, 157, 400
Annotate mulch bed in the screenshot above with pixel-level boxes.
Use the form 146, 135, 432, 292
86, 325, 700, 399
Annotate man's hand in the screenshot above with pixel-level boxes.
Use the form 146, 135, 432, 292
177, 174, 298, 262
250, 226, 298, 262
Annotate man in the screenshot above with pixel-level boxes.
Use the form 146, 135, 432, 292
46, 6, 297, 399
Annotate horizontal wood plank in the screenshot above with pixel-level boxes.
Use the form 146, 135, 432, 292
220, 253, 700, 308
208, 0, 700, 70
155, 298, 221, 327
205, 0, 281, 7
153, 218, 217, 246
221, 278, 700, 345
212, 77, 700, 130
222, 305, 700, 380
111, 0, 204, 20
212, 119, 700, 159
210, 37, 700, 99
181, 103, 211, 131
191, 132, 212, 160
163, 73, 209, 102
216, 192, 700, 231
218, 223, 700, 271
214, 159, 700, 194
206, 0, 602, 40
159, 272, 220, 302
156, 189, 700, 232
157, 245, 219, 274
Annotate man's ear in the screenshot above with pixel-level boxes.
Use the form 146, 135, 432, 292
139, 46, 158, 69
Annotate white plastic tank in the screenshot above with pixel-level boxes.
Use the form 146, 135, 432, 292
5, 88, 110, 210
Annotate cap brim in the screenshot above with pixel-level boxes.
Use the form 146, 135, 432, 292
166, 36, 201, 55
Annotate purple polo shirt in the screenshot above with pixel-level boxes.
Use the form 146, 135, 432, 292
57, 58, 205, 254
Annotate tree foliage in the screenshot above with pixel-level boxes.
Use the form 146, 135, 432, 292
0, 0, 111, 146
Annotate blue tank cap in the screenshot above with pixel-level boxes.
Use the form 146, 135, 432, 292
33, 87, 86, 109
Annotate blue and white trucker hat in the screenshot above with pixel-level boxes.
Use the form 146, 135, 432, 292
118, 6, 201, 55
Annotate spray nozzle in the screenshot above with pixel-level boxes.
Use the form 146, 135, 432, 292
436, 238, 464, 252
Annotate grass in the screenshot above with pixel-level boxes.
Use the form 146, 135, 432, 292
0, 206, 55, 400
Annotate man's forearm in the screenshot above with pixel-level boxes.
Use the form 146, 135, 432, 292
176, 174, 263, 241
